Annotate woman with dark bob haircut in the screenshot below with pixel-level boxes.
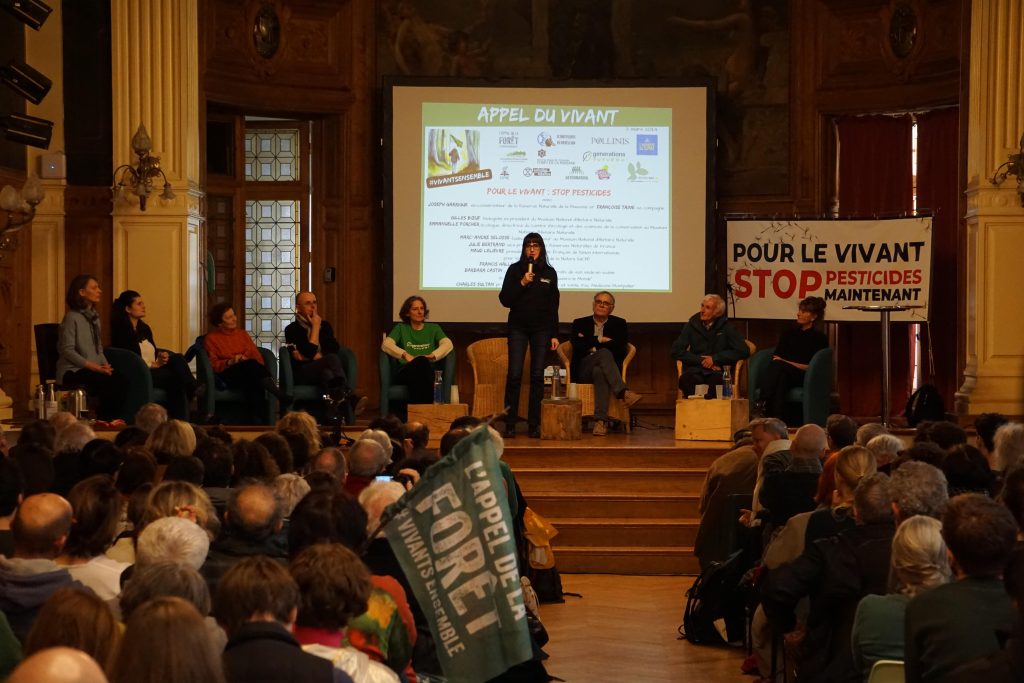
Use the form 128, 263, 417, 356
202, 301, 288, 422
56, 274, 126, 421
499, 232, 560, 438
56, 474, 130, 601
758, 295, 828, 421
109, 289, 198, 418
381, 295, 453, 408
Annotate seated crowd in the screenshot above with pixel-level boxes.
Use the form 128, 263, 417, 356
0, 405, 549, 683
694, 411, 1024, 683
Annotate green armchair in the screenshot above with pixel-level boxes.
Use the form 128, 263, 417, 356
279, 345, 359, 425
379, 351, 456, 420
195, 346, 279, 425
106, 347, 190, 422
748, 346, 833, 427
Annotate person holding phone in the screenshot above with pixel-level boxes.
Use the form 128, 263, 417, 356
284, 291, 366, 416
499, 233, 560, 439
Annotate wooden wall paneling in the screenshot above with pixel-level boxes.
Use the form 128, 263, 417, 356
64, 187, 114, 345
204, 0, 355, 113
0, 169, 31, 414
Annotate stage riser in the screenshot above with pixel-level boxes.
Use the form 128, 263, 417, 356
526, 495, 700, 519
513, 468, 707, 495
551, 521, 698, 547
504, 449, 720, 470
555, 548, 701, 575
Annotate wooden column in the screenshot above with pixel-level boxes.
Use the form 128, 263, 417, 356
110, 0, 202, 353
958, 0, 1024, 415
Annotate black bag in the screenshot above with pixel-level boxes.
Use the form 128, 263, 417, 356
528, 566, 565, 604
904, 383, 945, 426
680, 549, 746, 645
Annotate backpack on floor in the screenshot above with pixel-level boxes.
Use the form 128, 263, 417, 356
680, 549, 746, 645
904, 383, 945, 426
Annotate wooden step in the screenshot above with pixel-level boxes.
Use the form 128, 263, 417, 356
555, 546, 700, 575
504, 447, 722, 470
525, 493, 701, 519
550, 518, 698, 547
513, 467, 708, 495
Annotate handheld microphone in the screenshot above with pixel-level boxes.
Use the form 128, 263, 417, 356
527, 257, 534, 275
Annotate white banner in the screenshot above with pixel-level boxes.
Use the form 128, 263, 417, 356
726, 218, 932, 322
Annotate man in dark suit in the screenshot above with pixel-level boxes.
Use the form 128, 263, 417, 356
570, 291, 641, 436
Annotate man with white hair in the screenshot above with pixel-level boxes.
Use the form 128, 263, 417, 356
672, 293, 750, 399
136, 516, 211, 570
134, 402, 168, 434
342, 438, 386, 498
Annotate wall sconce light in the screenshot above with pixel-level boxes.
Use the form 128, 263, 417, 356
111, 124, 175, 211
0, 176, 44, 257
990, 133, 1024, 207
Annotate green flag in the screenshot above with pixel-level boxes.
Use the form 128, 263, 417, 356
383, 427, 532, 683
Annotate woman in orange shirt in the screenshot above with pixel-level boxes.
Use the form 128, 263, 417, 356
203, 302, 288, 420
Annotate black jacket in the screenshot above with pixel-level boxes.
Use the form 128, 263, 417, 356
569, 314, 628, 380
762, 520, 896, 683
284, 318, 341, 365
109, 316, 159, 357
499, 261, 559, 337
223, 621, 349, 683
671, 313, 749, 370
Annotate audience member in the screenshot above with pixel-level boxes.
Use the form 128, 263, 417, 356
943, 444, 997, 496
134, 402, 168, 434
230, 439, 280, 484
274, 473, 312, 518
746, 417, 790, 523
817, 414, 859, 505
135, 516, 210, 570
142, 480, 220, 541
904, 494, 1018, 683
439, 428, 469, 457
856, 422, 889, 447
305, 471, 339, 494
8, 647, 109, 683
758, 423, 825, 538
851, 515, 951, 678
145, 419, 196, 465
194, 438, 233, 512
15, 419, 56, 451
162, 456, 205, 486
255, 432, 295, 475
0, 459, 25, 557
119, 561, 224, 651
762, 473, 895, 682
994, 422, 1024, 472
201, 483, 287, 594
52, 422, 96, 496
291, 544, 400, 683
216, 557, 345, 683
974, 412, 1009, 469
10, 443, 55, 495
866, 433, 903, 473
105, 482, 153, 565
112, 425, 148, 449
23, 587, 120, 674
276, 411, 321, 473
693, 429, 756, 570
114, 450, 156, 498
111, 596, 226, 683
205, 425, 234, 445
358, 430, 394, 466
402, 421, 432, 459
890, 461, 949, 521
0, 493, 82, 640
897, 441, 948, 469
311, 447, 348, 481
288, 490, 368, 558
1000, 466, 1024, 534
919, 420, 969, 451
48, 411, 78, 434
57, 476, 129, 601
344, 439, 387, 498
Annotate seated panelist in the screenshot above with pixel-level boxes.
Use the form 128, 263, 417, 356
672, 293, 750, 398
569, 291, 641, 436
759, 296, 828, 420
381, 295, 453, 405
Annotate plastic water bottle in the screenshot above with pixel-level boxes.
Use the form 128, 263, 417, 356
550, 365, 561, 399
721, 366, 733, 399
433, 370, 444, 404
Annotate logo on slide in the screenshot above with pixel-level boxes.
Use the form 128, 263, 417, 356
498, 131, 519, 147
500, 167, 510, 179
595, 166, 611, 180
536, 132, 554, 147
637, 134, 658, 155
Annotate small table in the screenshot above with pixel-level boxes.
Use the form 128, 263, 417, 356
407, 403, 469, 439
541, 398, 582, 440
843, 304, 925, 426
675, 398, 749, 441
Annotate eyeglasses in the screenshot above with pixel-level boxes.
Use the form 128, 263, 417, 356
525, 242, 541, 248
594, 300, 614, 307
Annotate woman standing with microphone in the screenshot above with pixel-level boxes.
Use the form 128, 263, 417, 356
499, 233, 560, 438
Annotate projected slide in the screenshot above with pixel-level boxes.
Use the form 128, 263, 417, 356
420, 103, 672, 292
388, 83, 711, 324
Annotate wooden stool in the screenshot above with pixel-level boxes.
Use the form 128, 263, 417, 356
541, 398, 582, 441
675, 398, 749, 441
407, 403, 469, 443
